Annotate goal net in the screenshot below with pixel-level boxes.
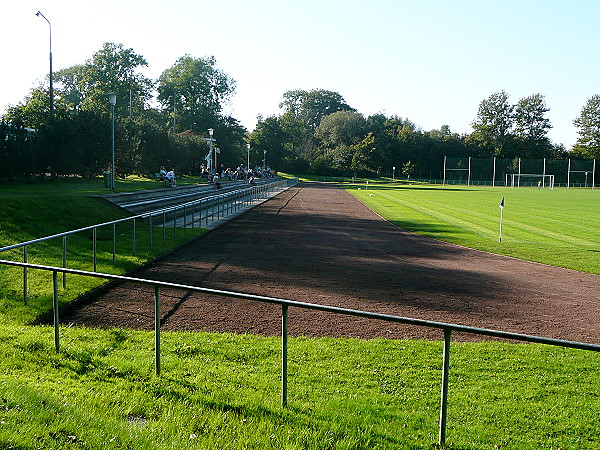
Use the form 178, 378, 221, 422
508, 173, 554, 189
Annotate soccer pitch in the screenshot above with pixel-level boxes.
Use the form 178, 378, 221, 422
348, 184, 600, 275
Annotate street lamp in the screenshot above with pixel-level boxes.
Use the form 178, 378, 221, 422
108, 93, 117, 190
263, 150, 267, 171
208, 128, 214, 174
392, 166, 396, 181
36, 11, 53, 118
247, 143, 250, 170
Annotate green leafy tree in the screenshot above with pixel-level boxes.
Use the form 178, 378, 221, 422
402, 160, 416, 179
514, 94, 552, 158
280, 89, 354, 131
351, 133, 377, 174
249, 116, 288, 169
573, 94, 600, 158
157, 55, 235, 133
77, 43, 154, 118
315, 111, 366, 170
470, 90, 514, 156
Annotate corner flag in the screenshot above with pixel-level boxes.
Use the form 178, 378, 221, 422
499, 196, 505, 242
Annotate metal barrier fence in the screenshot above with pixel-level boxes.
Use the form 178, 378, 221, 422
0, 178, 296, 304
0, 259, 598, 445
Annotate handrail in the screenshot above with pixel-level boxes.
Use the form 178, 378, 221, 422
0, 257, 597, 445
0, 178, 293, 253
1, 259, 597, 352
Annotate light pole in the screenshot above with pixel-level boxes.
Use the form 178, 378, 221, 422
247, 143, 250, 170
108, 93, 117, 190
392, 166, 396, 181
208, 128, 214, 174
263, 150, 267, 171
36, 11, 53, 118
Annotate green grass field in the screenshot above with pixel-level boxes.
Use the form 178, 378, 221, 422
347, 183, 600, 274
0, 177, 598, 449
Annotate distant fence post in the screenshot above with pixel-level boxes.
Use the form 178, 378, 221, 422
439, 329, 451, 445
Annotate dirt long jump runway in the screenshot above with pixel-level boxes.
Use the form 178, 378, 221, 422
64, 183, 599, 344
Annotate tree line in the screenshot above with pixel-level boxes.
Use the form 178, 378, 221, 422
2, 42, 600, 180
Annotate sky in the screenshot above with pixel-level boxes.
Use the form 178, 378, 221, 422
2, 0, 599, 149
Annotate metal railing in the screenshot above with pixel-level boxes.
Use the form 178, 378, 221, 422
0, 178, 297, 304
0, 259, 598, 446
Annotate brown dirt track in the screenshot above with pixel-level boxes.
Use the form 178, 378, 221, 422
63, 183, 600, 344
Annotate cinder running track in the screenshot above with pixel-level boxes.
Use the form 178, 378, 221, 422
63, 183, 600, 344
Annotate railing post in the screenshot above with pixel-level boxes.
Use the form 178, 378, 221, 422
133, 218, 137, 256
149, 215, 153, 251
173, 208, 177, 239
23, 245, 28, 304
112, 223, 116, 265
93, 227, 97, 272
155, 285, 161, 376
62, 236, 67, 288
183, 205, 187, 231
439, 329, 451, 446
282, 304, 288, 407
163, 211, 166, 243
52, 270, 60, 353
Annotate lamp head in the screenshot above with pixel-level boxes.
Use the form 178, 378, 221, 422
36, 11, 40, 16
208, 128, 214, 136
108, 93, 117, 106
247, 143, 250, 149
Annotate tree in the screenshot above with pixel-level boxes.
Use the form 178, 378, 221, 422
77, 43, 154, 118
249, 116, 288, 169
573, 94, 600, 158
315, 111, 366, 170
513, 94, 552, 158
280, 89, 354, 131
402, 160, 416, 179
157, 55, 235, 133
470, 91, 514, 156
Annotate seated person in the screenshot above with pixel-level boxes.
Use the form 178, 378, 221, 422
166, 169, 176, 187
213, 174, 221, 188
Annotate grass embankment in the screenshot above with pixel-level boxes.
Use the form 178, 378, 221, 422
0, 176, 207, 324
0, 177, 598, 448
348, 183, 600, 274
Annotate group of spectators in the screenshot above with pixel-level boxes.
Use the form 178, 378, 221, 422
201, 164, 275, 183
157, 164, 275, 189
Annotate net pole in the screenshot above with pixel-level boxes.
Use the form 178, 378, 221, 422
467, 157, 471, 186
492, 157, 496, 187
443, 156, 447, 185
518, 158, 522, 187
543, 158, 547, 188
593, 159, 596, 190
567, 159, 571, 189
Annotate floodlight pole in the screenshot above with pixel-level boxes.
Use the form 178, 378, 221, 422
108, 93, 117, 190
208, 128, 214, 173
36, 11, 53, 119
247, 143, 251, 171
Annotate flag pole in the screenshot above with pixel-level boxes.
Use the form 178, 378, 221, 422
499, 196, 504, 242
